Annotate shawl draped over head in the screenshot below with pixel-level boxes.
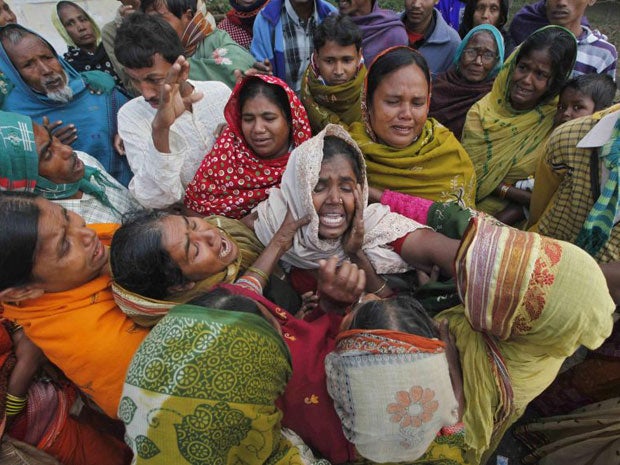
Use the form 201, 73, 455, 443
51, 2, 122, 87
348, 46, 477, 207
0, 24, 131, 187
325, 329, 461, 463
461, 26, 577, 215
113, 215, 264, 326
120, 304, 304, 465
429, 24, 505, 140
0, 111, 119, 211
184, 75, 311, 219
181, 0, 216, 57
529, 105, 620, 263
253, 124, 427, 274
300, 54, 366, 134
437, 215, 615, 464
1, 224, 149, 420
219, 283, 356, 464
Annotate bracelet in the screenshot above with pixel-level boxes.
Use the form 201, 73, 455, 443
235, 276, 263, 295
498, 184, 510, 199
370, 279, 388, 295
6, 393, 27, 416
246, 266, 269, 282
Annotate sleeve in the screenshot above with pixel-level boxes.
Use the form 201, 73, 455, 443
117, 104, 188, 209
250, 13, 275, 63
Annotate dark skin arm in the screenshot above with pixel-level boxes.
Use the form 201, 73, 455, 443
399, 228, 459, 278
8, 329, 47, 399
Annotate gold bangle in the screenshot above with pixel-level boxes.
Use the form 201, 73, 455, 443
499, 184, 510, 199
370, 279, 388, 295
247, 266, 269, 282
6, 393, 27, 416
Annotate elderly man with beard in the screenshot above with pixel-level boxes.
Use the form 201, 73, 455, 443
0, 24, 133, 186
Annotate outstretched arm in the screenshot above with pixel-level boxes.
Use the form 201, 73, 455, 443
399, 228, 459, 278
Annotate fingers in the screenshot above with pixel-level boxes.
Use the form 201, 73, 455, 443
353, 184, 364, 224
52, 124, 77, 145
318, 256, 339, 279
114, 133, 125, 155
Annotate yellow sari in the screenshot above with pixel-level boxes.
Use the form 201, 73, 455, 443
462, 27, 577, 215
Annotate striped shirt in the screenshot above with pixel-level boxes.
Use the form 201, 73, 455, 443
573, 26, 617, 80
282, 0, 318, 94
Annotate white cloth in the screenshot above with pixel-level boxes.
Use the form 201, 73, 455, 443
118, 80, 231, 208
253, 124, 427, 273
54, 151, 141, 224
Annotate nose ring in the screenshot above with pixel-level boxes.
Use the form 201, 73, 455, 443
339, 198, 344, 205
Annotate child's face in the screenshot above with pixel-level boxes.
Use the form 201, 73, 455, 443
554, 88, 596, 127
315, 41, 361, 86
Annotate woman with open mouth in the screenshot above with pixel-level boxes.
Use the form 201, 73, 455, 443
462, 25, 577, 225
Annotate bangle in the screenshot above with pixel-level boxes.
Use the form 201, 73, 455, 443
6, 393, 27, 416
247, 266, 269, 282
498, 184, 510, 199
370, 279, 388, 295
235, 276, 263, 295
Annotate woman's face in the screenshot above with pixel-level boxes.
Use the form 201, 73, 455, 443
312, 153, 358, 240
58, 4, 97, 50
160, 216, 239, 282
509, 48, 553, 111
368, 64, 429, 149
458, 31, 498, 83
472, 0, 502, 27
241, 93, 291, 159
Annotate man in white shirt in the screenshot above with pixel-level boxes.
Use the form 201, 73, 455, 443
115, 12, 231, 208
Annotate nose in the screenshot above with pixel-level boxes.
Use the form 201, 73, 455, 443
398, 102, 414, 120
75, 221, 97, 246
37, 59, 53, 75
474, 54, 483, 64
140, 83, 158, 102
326, 185, 340, 204
253, 118, 267, 133
334, 61, 344, 76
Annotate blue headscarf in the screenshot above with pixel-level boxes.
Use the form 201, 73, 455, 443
453, 24, 505, 78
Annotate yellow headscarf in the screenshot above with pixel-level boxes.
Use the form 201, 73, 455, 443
51, 1, 101, 48
461, 26, 577, 215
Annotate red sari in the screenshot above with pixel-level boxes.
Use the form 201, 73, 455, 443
218, 283, 356, 464
184, 75, 312, 219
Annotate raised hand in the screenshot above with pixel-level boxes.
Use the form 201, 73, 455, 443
317, 256, 366, 309
42, 116, 77, 146
343, 184, 365, 257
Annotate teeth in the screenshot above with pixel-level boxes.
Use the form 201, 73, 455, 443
320, 214, 345, 226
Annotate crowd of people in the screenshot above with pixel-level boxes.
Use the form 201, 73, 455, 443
0, 0, 618, 464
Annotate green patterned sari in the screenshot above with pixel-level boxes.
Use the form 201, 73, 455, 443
119, 304, 304, 465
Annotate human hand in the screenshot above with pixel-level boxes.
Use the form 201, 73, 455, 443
42, 116, 77, 146
343, 184, 364, 257
12, 329, 46, 370
295, 291, 319, 319
271, 209, 310, 252
317, 256, 366, 307
367, 185, 384, 203
416, 265, 440, 287
153, 56, 203, 130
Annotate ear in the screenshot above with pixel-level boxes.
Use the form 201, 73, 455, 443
167, 280, 196, 295
182, 8, 193, 22
0, 285, 45, 302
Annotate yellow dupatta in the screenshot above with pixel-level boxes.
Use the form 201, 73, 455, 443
349, 118, 477, 207
300, 57, 366, 133
438, 215, 614, 464
462, 27, 577, 215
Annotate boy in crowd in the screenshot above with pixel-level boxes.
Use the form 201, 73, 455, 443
300, 15, 365, 133
554, 73, 617, 127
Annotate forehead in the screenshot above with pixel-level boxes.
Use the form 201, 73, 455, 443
376, 63, 429, 94
476, 0, 501, 7
319, 152, 358, 178
5, 34, 55, 59
518, 48, 552, 69
33, 197, 65, 253
317, 41, 359, 57
466, 31, 497, 50
241, 93, 284, 113
58, 3, 86, 18
125, 53, 172, 76
560, 87, 592, 102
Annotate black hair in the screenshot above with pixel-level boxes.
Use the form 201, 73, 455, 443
56, 1, 84, 15
0, 191, 40, 291
313, 14, 363, 52
238, 77, 293, 128
350, 294, 438, 338
458, 0, 509, 38
366, 47, 431, 109
110, 210, 190, 300
515, 27, 577, 105
323, 135, 363, 183
114, 12, 184, 68
188, 287, 263, 317
561, 73, 617, 111
140, 0, 196, 18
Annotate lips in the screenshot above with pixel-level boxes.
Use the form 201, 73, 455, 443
218, 234, 232, 260
43, 77, 63, 91
319, 212, 346, 228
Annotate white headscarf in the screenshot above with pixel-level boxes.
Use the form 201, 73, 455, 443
253, 124, 427, 273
